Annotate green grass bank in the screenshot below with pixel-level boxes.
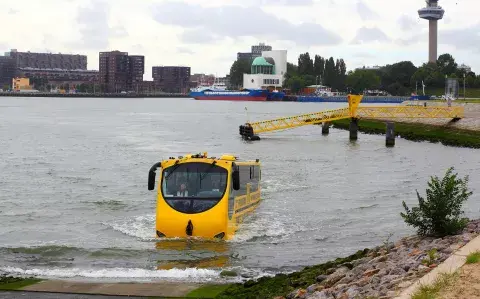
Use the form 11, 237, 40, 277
330, 119, 480, 149
0, 276, 41, 291
216, 248, 369, 299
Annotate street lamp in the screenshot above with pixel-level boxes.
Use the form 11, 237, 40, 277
463, 73, 466, 101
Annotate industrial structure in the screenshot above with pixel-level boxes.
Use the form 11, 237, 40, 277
242, 50, 287, 90
418, 0, 445, 63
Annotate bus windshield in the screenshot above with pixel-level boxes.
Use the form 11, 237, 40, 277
161, 162, 228, 214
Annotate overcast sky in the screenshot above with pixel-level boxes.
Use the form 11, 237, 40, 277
1, 0, 478, 80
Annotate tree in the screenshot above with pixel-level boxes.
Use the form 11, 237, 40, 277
2, 84, 9, 91
298, 52, 314, 76
229, 59, 251, 89
313, 55, 325, 82
401, 167, 472, 237
283, 76, 305, 94
437, 53, 458, 76
345, 69, 380, 93
324, 57, 336, 88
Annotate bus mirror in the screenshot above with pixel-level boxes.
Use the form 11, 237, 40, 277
148, 162, 162, 191
232, 169, 240, 191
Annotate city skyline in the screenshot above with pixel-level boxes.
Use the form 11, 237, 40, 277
1, 0, 478, 80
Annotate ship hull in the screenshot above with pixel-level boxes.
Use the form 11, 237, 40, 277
189, 89, 269, 102
193, 96, 267, 101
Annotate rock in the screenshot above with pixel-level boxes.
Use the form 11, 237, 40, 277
316, 275, 328, 283
323, 267, 349, 287
326, 268, 336, 275
220, 270, 238, 277
351, 257, 372, 267
389, 267, 407, 276
306, 284, 318, 294
288, 289, 307, 299
336, 273, 356, 286
346, 286, 360, 298
369, 255, 388, 264
467, 223, 476, 232
363, 269, 380, 277
308, 290, 331, 299
375, 262, 388, 270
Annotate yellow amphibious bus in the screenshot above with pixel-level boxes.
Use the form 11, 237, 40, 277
148, 153, 261, 240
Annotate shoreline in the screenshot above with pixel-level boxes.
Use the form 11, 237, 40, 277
0, 92, 189, 98
2, 220, 479, 298
330, 118, 480, 149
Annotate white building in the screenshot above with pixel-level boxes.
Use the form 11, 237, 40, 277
242, 50, 287, 90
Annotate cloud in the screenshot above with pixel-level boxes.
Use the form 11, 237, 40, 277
398, 15, 418, 31
440, 23, 480, 52
8, 9, 18, 14
255, 0, 314, 5
74, 0, 128, 50
180, 29, 218, 44
177, 47, 195, 55
356, 0, 379, 21
151, 1, 341, 46
352, 27, 390, 44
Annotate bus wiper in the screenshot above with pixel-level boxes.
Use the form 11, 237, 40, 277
165, 160, 181, 180
200, 161, 217, 181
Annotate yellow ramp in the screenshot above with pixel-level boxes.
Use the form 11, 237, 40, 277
248, 107, 351, 134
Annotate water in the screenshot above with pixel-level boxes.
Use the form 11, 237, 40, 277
1, 97, 479, 283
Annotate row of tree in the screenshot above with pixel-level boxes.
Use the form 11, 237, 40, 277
228, 52, 480, 96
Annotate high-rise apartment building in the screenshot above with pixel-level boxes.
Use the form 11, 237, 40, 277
129, 55, 145, 91
152, 66, 190, 93
251, 43, 272, 55
0, 56, 15, 88
99, 51, 145, 93
237, 43, 272, 62
5, 49, 87, 70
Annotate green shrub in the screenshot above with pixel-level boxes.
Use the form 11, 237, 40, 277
401, 167, 473, 237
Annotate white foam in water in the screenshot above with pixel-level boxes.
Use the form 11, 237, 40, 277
1, 266, 224, 282
104, 215, 157, 241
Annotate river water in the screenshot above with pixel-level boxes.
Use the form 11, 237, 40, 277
0, 97, 479, 283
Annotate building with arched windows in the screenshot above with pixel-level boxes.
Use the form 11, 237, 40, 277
243, 50, 287, 90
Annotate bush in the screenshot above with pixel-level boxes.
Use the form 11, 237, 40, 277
401, 167, 473, 237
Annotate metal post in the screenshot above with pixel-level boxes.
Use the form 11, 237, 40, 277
349, 118, 358, 141
386, 122, 395, 147
464, 73, 466, 101
322, 122, 330, 135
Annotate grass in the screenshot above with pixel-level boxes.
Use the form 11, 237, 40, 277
330, 119, 480, 149
466, 251, 480, 264
0, 276, 42, 290
215, 248, 369, 299
186, 285, 232, 298
411, 272, 459, 299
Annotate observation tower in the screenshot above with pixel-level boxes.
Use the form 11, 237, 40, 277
418, 0, 445, 63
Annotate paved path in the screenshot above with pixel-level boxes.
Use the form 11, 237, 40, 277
17, 280, 205, 298
0, 291, 146, 299
395, 234, 480, 298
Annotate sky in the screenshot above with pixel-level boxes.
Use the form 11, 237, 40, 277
1, 0, 479, 80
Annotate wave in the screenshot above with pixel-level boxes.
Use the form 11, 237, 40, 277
1, 266, 225, 282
